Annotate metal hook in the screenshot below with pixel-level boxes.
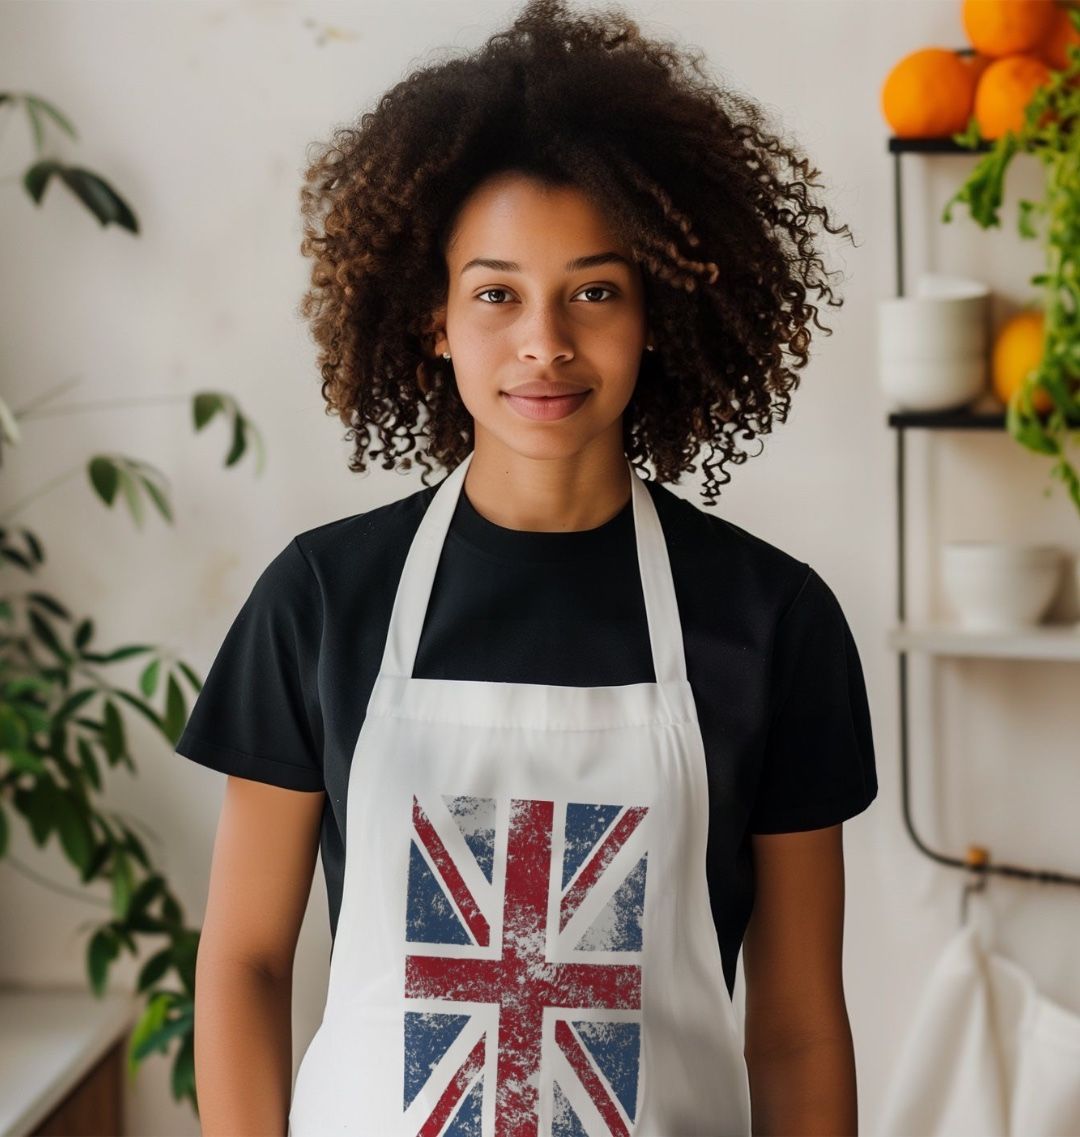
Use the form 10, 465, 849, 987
960, 844, 990, 927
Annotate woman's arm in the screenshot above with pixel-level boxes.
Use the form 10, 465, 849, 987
742, 823, 858, 1137
194, 775, 326, 1137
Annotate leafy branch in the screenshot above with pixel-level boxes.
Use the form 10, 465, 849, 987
942, 9, 1080, 514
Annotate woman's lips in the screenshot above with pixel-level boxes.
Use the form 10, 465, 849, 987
501, 390, 591, 421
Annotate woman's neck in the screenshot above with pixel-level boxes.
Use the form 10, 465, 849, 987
461, 436, 633, 534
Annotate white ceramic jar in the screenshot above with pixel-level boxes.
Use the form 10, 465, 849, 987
941, 541, 1064, 631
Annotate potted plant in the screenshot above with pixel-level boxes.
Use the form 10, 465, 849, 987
1, 89, 263, 1114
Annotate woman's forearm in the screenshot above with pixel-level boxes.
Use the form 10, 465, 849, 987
746, 1029, 859, 1136
194, 954, 294, 1136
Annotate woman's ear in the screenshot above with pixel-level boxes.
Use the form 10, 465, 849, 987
425, 304, 449, 358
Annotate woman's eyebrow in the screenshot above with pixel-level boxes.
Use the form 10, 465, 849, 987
459, 251, 632, 276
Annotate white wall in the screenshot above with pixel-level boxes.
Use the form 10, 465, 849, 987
1, 2, 1077, 1134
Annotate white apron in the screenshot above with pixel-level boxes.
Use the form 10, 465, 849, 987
877, 894, 1080, 1136
288, 449, 751, 1137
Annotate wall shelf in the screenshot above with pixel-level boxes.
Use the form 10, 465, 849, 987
886, 128, 1080, 890
887, 409, 1006, 430
887, 623, 1080, 663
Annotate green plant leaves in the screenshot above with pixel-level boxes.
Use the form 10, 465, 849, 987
111, 848, 134, 920
172, 1033, 196, 1105
139, 658, 160, 698
1, 91, 266, 1118
21, 158, 138, 234
128, 992, 170, 1073
87, 927, 120, 996
136, 947, 173, 994
76, 737, 101, 791
60, 166, 138, 232
0, 529, 41, 571
163, 674, 187, 744
0, 561, 207, 1067
100, 698, 127, 767
52, 786, 94, 875
15, 781, 56, 845
87, 457, 173, 528
942, 50, 1080, 515
27, 607, 69, 664
28, 400, 262, 536
88, 457, 119, 505
130, 1004, 193, 1061
19, 93, 78, 145
0, 394, 22, 447
942, 131, 1019, 229
192, 391, 266, 474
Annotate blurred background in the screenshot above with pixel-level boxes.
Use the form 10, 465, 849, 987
1, 1, 1079, 1134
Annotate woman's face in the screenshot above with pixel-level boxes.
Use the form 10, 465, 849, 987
430, 172, 651, 463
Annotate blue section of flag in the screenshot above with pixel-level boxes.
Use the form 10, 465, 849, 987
444, 795, 496, 883
463, 831, 494, 882
444, 1074, 483, 1136
562, 803, 621, 887
575, 853, 648, 952
551, 1080, 590, 1137
572, 1020, 642, 1121
405, 840, 470, 944
403, 1012, 470, 1108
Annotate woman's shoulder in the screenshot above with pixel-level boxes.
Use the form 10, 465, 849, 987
646, 479, 810, 611
291, 481, 440, 575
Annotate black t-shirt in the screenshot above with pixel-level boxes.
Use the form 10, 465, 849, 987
175, 472, 878, 998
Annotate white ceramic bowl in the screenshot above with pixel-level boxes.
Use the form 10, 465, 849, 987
878, 284, 991, 410
880, 354, 987, 411
915, 273, 992, 301
941, 542, 1064, 631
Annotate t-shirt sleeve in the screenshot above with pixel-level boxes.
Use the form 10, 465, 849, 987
174, 537, 325, 792
748, 565, 878, 834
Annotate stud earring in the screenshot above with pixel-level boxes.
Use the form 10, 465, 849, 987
441, 351, 451, 361
646, 344, 655, 352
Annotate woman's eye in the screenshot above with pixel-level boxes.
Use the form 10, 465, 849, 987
577, 286, 615, 302
474, 285, 617, 305
476, 287, 512, 304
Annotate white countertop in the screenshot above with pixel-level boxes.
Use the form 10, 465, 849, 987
0, 985, 142, 1137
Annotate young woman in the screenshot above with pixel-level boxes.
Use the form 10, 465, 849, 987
178, 1, 877, 1133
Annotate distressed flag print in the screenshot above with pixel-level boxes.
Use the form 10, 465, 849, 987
402, 793, 650, 1137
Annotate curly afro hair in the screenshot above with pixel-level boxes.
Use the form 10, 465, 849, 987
298, 0, 855, 507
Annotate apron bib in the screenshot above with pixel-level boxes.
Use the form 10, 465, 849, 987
288, 449, 752, 1136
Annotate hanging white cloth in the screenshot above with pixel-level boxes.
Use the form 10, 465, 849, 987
877, 893, 1080, 1137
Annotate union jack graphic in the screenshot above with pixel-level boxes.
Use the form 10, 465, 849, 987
402, 793, 650, 1137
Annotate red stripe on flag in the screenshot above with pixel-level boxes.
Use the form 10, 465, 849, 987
416, 1034, 485, 1137
413, 796, 490, 947
560, 806, 648, 931
555, 1020, 630, 1137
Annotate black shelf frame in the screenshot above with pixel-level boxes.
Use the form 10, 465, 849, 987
888, 409, 1005, 430
886, 134, 1080, 890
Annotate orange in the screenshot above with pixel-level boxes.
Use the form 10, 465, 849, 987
1036, 1, 1080, 70
991, 309, 1055, 413
881, 48, 977, 137
963, 0, 1057, 57
962, 51, 996, 86
974, 54, 1053, 137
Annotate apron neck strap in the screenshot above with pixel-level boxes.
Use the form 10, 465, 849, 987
379, 449, 690, 687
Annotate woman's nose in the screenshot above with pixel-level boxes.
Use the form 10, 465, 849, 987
516, 306, 576, 363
